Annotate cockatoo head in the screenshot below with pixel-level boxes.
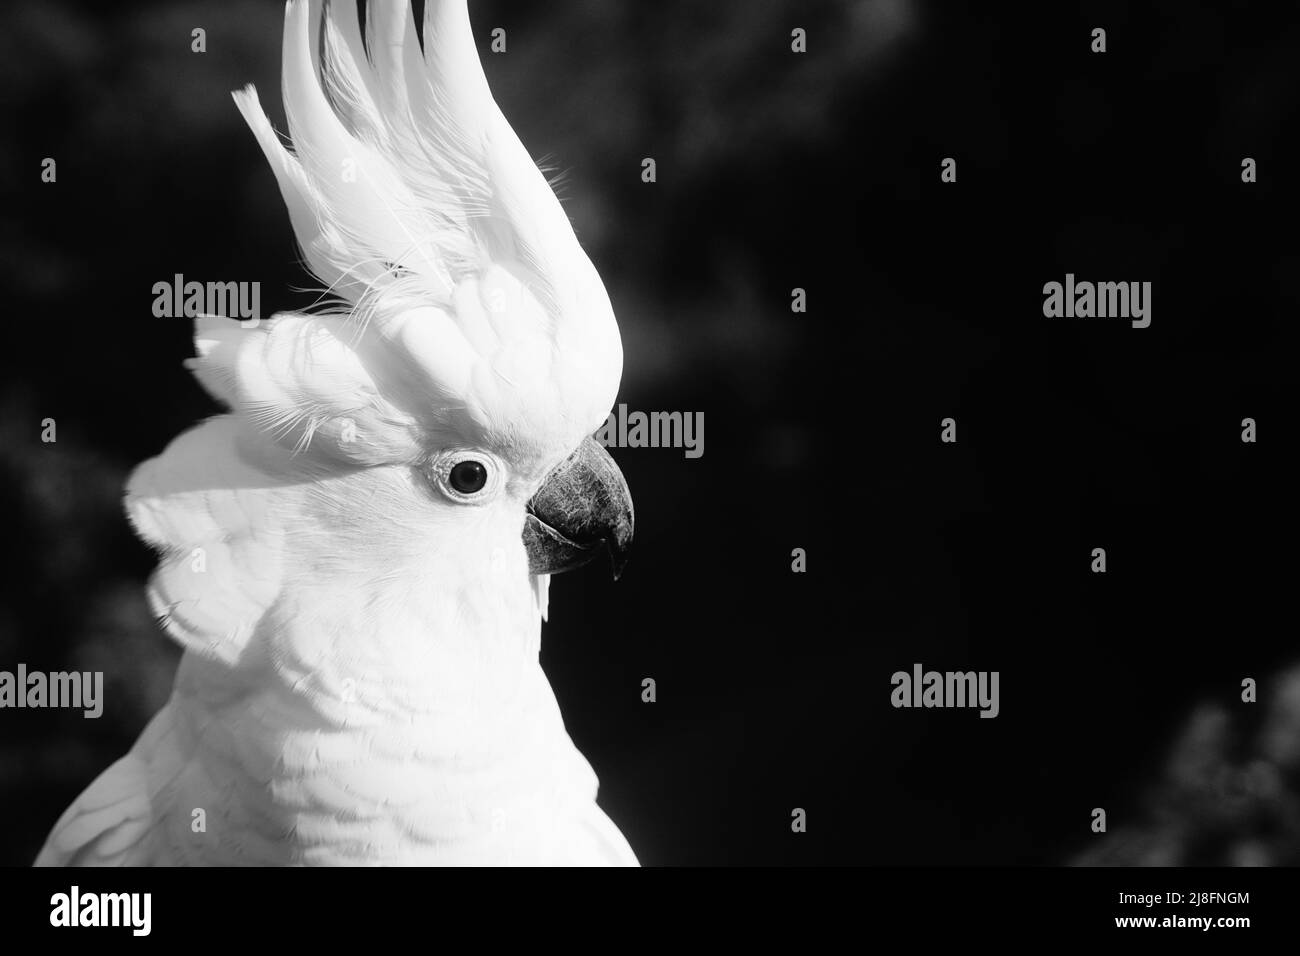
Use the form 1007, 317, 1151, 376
223, 0, 631, 574
129, 0, 631, 681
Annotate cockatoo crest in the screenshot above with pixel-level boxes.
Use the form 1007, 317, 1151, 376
215, 0, 621, 470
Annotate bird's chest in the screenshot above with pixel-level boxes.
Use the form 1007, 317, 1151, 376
157, 659, 596, 865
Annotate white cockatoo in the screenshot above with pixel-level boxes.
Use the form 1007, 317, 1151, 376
37, 0, 637, 866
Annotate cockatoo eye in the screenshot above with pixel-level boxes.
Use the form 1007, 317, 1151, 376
449, 460, 487, 494
424, 450, 503, 505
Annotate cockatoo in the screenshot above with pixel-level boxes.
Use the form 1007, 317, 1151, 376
36, 0, 637, 866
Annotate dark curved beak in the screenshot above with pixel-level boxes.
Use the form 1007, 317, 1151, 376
522, 436, 634, 580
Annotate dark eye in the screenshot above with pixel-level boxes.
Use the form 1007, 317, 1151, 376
449, 460, 488, 494
426, 450, 502, 505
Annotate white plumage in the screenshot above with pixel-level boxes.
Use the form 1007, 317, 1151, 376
37, 0, 635, 866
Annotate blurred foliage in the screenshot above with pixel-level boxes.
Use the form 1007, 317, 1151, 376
1074, 665, 1300, 866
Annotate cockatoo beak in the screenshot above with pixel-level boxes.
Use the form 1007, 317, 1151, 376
523, 436, 634, 580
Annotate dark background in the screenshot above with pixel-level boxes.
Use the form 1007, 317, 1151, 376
0, 0, 1293, 866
